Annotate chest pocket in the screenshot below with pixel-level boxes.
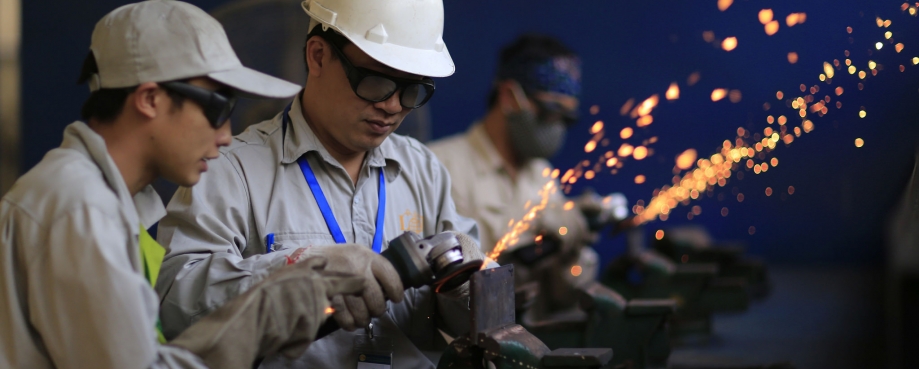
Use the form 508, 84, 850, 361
271, 232, 339, 251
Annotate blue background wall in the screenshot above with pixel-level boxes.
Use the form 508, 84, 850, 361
21, 0, 919, 265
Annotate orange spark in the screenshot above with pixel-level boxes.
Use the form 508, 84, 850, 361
666, 82, 680, 100
676, 149, 698, 170
618, 144, 634, 157
636, 115, 654, 127
635, 95, 660, 117
786, 12, 807, 27
590, 121, 604, 134
758, 9, 774, 24
570, 265, 582, 277
585, 141, 597, 153
729, 90, 742, 103
722, 37, 738, 51
687, 72, 701, 86
620, 127, 634, 139
765, 20, 780, 36
635, 175, 646, 184
717, 0, 733, 11
803, 120, 815, 132
620, 98, 635, 116
487, 181, 557, 261
703, 30, 715, 43
711, 88, 727, 101
788, 52, 799, 64
633, 146, 649, 160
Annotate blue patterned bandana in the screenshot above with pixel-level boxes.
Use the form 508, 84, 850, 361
497, 56, 582, 97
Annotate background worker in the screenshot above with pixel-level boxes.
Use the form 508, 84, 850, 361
428, 34, 624, 313
0, 1, 372, 369
155, 0, 488, 367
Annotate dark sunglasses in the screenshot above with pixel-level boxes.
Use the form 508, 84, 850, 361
327, 41, 436, 109
160, 81, 237, 128
530, 96, 579, 127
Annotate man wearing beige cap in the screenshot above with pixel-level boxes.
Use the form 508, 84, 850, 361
156, 0, 490, 367
0, 1, 383, 368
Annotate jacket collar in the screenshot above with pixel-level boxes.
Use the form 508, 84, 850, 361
279, 95, 402, 179
468, 122, 513, 174
60, 122, 166, 228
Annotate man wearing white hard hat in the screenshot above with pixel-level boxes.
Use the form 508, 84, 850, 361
0, 1, 372, 368
155, 0, 488, 367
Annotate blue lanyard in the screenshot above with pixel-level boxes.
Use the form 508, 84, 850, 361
284, 103, 386, 253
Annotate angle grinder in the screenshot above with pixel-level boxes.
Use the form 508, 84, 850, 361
314, 231, 483, 339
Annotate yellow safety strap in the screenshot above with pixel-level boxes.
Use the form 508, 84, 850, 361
139, 225, 167, 343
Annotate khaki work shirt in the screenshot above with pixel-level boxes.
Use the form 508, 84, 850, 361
156, 97, 479, 368
428, 123, 598, 280
0, 122, 205, 369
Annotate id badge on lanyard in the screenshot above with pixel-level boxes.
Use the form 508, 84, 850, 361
354, 324, 393, 369
277, 103, 393, 367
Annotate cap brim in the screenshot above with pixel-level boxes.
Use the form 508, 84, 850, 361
208, 66, 301, 99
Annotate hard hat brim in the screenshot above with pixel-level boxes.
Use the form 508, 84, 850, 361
347, 36, 456, 78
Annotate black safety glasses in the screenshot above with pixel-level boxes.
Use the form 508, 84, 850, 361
530, 96, 579, 127
328, 42, 436, 109
160, 81, 237, 128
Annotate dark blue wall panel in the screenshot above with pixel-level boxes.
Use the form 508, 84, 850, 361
22, 0, 919, 264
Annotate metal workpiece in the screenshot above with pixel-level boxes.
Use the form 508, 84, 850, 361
470, 264, 517, 340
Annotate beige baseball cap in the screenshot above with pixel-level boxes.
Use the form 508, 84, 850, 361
86, 0, 300, 99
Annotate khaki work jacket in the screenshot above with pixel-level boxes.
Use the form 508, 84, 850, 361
0, 122, 206, 369
156, 97, 479, 368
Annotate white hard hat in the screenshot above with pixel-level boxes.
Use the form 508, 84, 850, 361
301, 0, 455, 78
87, 0, 300, 99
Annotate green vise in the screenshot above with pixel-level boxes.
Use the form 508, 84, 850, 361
601, 230, 749, 337
438, 265, 614, 369
652, 230, 770, 299
520, 281, 674, 369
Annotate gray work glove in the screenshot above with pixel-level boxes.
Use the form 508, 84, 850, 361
533, 201, 592, 263
289, 244, 404, 331
576, 191, 629, 231
440, 231, 496, 299
168, 257, 364, 369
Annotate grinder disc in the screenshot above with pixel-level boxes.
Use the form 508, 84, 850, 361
432, 260, 484, 293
